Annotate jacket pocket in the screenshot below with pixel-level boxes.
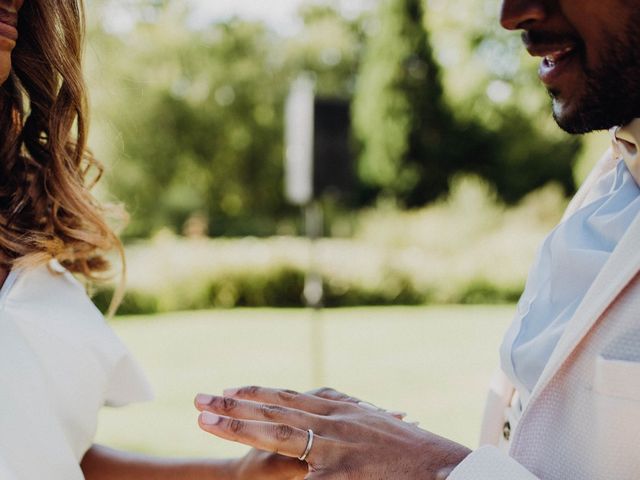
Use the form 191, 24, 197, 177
594, 355, 640, 401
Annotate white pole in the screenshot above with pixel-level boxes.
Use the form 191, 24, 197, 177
304, 201, 325, 386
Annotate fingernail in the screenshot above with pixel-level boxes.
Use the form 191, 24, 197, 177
357, 401, 380, 411
200, 412, 222, 425
390, 411, 408, 418
224, 388, 239, 396
195, 394, 214, 405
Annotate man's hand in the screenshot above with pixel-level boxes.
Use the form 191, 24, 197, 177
206, 388, 403, 480
195, 387, 471, 480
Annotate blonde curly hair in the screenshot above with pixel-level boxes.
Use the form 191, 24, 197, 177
0, 0, 124, 311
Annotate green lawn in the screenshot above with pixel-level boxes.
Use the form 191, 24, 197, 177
95, 306, 514, 460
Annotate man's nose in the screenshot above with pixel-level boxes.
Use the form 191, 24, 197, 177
500, 0, 547, 30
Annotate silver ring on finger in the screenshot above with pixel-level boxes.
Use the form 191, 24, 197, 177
298, 429, 315, 462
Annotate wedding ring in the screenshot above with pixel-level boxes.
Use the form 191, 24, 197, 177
298, 429, 315, 462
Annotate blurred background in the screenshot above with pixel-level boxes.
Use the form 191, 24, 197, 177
88, 0, 610, 460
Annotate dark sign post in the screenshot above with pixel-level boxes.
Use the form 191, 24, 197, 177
285, 76, 353, 386
312, 98, 353, 198
285, 76, 354, 205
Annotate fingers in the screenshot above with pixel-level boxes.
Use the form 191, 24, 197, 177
309, 388, 407, 420
221, 386, 350, 416
389, 411, 409, 420
209, 386, 408, 422
198, 412, 323, 463
308, 387, 360, 403
240, 449, 308, 479
195, 394, 322, 431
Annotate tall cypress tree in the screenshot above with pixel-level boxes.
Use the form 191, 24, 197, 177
353, 0, 456, 205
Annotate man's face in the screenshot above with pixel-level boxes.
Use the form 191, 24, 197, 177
0, 0, 23, 86
501, 0, 640, 133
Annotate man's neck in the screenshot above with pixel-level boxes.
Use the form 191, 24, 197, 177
612, 118, 640, 186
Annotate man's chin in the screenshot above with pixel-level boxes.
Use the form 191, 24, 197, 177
551, 97, 621, 135
551, 100, 591, 135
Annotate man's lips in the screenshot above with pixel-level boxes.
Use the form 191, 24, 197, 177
522, 30, 582, 65
526, 44, 577, 67
522, 35, 582, 87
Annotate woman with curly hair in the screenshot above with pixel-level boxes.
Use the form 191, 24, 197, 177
0, 1, 306, 478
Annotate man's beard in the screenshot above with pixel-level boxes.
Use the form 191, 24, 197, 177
553, 18, 640, 134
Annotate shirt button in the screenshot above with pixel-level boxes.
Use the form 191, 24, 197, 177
503, 421, 511, 441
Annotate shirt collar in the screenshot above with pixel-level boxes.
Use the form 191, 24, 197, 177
611, 118, 640, 186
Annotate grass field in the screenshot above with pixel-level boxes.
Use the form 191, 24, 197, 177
95, 306, 514, 460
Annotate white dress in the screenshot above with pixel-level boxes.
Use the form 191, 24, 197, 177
0, 261, 153, 479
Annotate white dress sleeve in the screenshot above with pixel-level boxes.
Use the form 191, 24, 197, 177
100, 324, 155, 407
0, 262, 153, 479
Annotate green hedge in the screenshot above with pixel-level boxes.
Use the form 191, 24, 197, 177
94, 267, 521, 316
94, 178, 565, 316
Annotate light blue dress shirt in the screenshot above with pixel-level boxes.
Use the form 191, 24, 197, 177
500, 158, 640, 402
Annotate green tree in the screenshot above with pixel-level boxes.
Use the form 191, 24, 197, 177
84, 0, 582, 240
426, 0, 582, 202
88, 5, 292, 237
353, 0, 457, 205
353, 0, 580, 206
284, 4, 367, 98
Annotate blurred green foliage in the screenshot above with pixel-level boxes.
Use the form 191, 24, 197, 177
88, 3, 291, 237
354, 0, 458, 205
85, 0, 582, 238
93, 176, 566, 314
354, 0, 581, 206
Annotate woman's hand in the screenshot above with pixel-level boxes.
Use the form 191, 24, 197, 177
195, 387, 471, 480
231, 448, 307, 480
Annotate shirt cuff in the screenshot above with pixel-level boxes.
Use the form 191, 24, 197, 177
447, 446, 538, 480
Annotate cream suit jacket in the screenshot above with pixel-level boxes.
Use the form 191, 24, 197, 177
449, 122, 640, 480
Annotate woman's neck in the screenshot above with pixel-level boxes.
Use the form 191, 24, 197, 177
0, 266, 8, 289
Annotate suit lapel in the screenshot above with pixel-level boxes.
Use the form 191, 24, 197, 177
527, 210, 640, 404
526, 121, 640, 405
512, 121, 640, 453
